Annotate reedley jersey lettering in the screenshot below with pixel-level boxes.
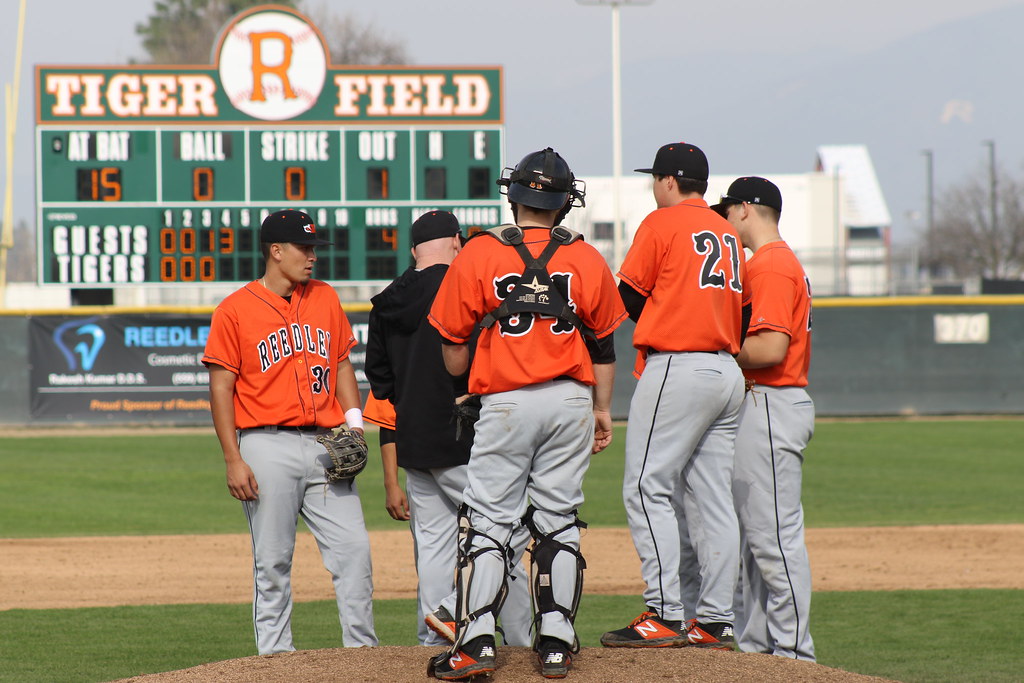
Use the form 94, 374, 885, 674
202, 279, 356, 429
257, 324, 331, 373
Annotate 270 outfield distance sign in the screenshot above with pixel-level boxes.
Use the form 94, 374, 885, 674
35, 6, 504, 286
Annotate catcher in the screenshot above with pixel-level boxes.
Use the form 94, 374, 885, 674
203, 209, 377, 655
364, 210, 532, 648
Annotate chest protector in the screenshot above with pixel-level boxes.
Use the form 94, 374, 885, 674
478, 224, 595, 339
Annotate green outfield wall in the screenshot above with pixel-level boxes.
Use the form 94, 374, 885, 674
1, 296, 1021, 426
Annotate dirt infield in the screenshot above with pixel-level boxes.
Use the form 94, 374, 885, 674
7, 525, 1021, 682
4, 525, 1022, 610
111, 646, 898, 683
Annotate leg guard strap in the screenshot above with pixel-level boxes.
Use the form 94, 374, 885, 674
523, 506, 587, 651
452, 504, 512, 648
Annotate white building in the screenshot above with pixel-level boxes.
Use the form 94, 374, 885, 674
572, 144, 893, 297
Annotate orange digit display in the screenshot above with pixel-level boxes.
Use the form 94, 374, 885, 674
192, 167, 214, 201
159, 228, 176, 253
160, 257, 176, 281
76, 167, 122, 201
199, 257, 216, 281
180, 228, 196, 254
285, 166, 306, 200
218, 227, 235, 253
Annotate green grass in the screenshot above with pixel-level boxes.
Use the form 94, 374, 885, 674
803, 420, 1024, 527
3, 591, 1022, 683
1, 420, 1022, 682
812, 589, 1024, 682
2, 421, 1021, 538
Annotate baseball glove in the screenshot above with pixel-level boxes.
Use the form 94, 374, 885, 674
317, 428, 368, 483
452, 393, 482, 441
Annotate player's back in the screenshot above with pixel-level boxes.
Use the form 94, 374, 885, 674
430, 226, 625, 394
620, 200, 746, 356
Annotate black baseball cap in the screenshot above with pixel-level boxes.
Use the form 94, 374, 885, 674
635, 142, 709, 181
710, 176, 783, 216
411, 210, 463, 247
260, 209, 332, 246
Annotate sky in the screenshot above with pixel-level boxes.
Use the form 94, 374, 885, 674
3, 0, 1022, 242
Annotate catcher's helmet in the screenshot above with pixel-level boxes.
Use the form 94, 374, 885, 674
497, 147, 586, 212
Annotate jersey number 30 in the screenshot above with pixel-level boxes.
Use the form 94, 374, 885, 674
311, 365, 331, 394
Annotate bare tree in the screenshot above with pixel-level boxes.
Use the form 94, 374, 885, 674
303, 5, 408, 65
5, 219, 36, 283
922, 167, 1024, 280
135, 0, 407, 65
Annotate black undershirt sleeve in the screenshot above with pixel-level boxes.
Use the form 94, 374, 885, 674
585, 331, 616, 364
618, 281, 647, 323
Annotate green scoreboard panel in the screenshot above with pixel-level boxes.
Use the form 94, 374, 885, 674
37, 125, 505, 285
36, 28, 505, 286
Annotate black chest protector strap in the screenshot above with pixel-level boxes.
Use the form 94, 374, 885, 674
479, 224, 596, 339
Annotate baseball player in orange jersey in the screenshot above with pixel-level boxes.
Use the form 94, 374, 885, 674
712, 177, 816, 660
203, 209, 376, 655
426, 148, 627, 679
602, 142, 747, 650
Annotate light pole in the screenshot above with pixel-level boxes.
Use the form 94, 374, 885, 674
922, 149, 933, 276
0, 0, 27, 309
577, 0, 654, 269
983, 140, 997, 235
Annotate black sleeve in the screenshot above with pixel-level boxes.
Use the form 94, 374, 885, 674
585, 330, 616, 364
741, 302, 752, 343
379, 427, 396, 446
618, 280, 647, 323
364, 308, 395, 401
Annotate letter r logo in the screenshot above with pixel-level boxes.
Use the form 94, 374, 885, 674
218, 7, 327, 121
249, 32, 297, 102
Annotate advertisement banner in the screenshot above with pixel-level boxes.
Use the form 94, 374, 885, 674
29, 311, 371, 425
30, 314, 213, 423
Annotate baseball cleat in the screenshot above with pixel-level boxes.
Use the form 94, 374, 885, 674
426, 606, 458, 644
684, 619, 736, 650
429, 634, 497, 680
536, 636, 573, 678
600, 610, 688, 647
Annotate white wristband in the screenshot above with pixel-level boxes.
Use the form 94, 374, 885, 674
345, 408, 364, 430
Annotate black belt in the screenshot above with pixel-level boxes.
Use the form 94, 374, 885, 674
648, 349, 719, 355
270, 425, 320, 432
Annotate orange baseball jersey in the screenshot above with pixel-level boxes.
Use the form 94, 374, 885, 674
742, 241, 812, 387
362, 391, 397, 430
618, 198, 747, 376
202, 280, 357, 429
429, 227, 627, 395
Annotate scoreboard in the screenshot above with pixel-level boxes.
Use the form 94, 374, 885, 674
36, 124, 504, 284
35, 7, 505, 286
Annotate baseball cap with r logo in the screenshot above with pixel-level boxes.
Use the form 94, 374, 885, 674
259, 209, 332, 246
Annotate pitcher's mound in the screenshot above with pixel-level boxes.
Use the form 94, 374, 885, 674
113, 645, 896, 682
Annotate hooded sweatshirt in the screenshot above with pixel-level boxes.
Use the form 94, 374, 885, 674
365, 264, 472, 469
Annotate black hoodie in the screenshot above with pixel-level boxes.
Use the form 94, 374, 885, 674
365, 264, 473, 469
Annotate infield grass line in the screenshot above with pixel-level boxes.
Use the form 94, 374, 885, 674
1, 590, 1022, 683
